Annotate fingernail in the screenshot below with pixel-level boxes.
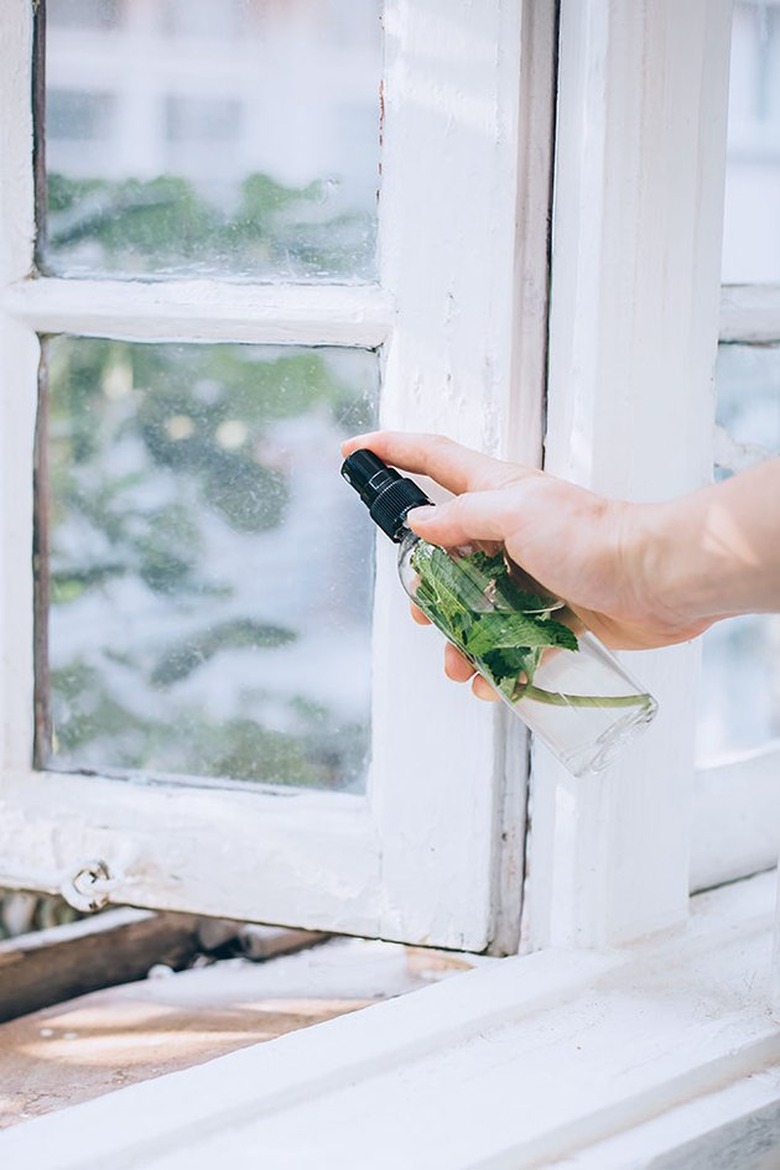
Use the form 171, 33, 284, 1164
407, 505, 437, 524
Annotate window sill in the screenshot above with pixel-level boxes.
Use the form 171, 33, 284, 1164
1, 872, 779, 1169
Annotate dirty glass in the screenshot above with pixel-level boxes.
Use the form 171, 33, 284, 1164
39, 0, 382, 281
721, 1, 780, 283
36, 339, 377, 792
696, 344, 780, 761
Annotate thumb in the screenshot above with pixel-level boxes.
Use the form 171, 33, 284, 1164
406, 490, 511, 549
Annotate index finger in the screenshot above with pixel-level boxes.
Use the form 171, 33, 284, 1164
340, 431, 527, 495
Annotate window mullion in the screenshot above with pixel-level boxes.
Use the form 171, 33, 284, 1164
526, 0, 733, 950
720, 284, 780, 342
372, 0, 555, 952
0, 0, 551, 950
6, 278, 394, 348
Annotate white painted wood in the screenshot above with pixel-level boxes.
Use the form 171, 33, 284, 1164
5, 278, 394, 348
1, 873, 778, 1170
0, 0, 556, 951
546, 1068, 780, 1168
357, 0, 554, 951
720, 284, 780, 342
0, 3, 35, 285
0, 774, 383, 937
0, 4, 39, 786
0, 318, 39, 779
774, 864, 780, 1023
691, 742, 780, 893
528, 0, 733, 949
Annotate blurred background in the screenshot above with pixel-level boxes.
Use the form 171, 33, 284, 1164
35, 0, 382, 797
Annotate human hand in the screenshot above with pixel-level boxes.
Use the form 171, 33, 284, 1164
341, 432, 713, 702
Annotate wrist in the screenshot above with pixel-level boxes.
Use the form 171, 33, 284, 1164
621, 499, 717, 641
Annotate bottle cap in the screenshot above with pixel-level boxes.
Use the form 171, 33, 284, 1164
341, 449, 432, 542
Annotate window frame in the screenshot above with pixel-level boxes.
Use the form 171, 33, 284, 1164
7, 3, 780, 1162
691, 287, 780, 895
0, 0, 558, 953
524, 0, 734, 950
690, 0, 780, 892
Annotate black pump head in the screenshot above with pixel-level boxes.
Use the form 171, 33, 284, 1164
341, 449, 432, 542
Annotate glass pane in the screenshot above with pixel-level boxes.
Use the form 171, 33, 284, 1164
40, 0, 382, 281
714, 343, 780, 478
721, 1, 780, 283
37, 339, 378, 792
696, 344, 780, 761
46, 0, 121, 32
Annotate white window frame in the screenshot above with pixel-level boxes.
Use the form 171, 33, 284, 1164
525, 0, 734, 950
7, 3, 780, 1165
686, 0, 780, 896
0, 0, 558, 953
691, 286, 780, 894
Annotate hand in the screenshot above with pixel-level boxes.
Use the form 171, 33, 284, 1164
341, 432, 713, 702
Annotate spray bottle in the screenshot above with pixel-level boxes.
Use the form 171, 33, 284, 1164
341, 448, 657, 776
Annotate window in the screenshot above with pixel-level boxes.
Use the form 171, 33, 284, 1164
0, 0, 764, 958
721, 0, 780, 285
6, 5, 780, 1163
0, 0, 556, 953
46, 0, 122, 32
692, 0, 780, 894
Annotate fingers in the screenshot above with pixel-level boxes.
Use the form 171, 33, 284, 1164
341, 431, 527, 495
410, 601, 430, 626
422, 625, 499, 702
406, 490, 516, 549
444, 641, 475, 682
472, 674, 500, 702
343, 431, 529, 708
444, 644, 499, 702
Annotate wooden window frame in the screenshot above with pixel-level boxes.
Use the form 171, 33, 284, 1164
7, 3, 780, 1165
0, 0, 558, 954
691, 287, 780, 893
526, 0, 734, 950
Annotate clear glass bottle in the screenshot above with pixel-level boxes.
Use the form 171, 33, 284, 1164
341, 450, 657, 776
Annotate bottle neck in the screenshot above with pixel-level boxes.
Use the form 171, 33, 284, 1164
397, 526, 420, 554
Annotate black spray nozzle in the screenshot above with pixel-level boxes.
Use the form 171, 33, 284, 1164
341, 449, 432, 543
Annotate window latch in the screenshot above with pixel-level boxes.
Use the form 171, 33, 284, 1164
60, 859, 121, 913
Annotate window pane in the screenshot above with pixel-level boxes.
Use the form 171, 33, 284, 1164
721, 1, 780, 283
697, 344, 780, 760
46, 0, 121, 32
714, 343, 780, 477
40, 0, 382, 281
36, 340, 378, 792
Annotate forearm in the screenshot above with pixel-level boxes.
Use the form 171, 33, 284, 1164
645, 458, 780, 625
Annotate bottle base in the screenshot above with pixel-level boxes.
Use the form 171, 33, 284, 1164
554, 699, 658, 778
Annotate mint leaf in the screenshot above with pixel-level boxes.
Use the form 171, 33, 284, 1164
462, 548, 560, 613
481, 645, 540, 700
410, 541, 578, 696
464, 612, 577, 659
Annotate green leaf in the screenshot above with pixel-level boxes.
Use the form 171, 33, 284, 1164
410, 541, 578, 694
151, 618, 296, 686
464, 612, 578, 658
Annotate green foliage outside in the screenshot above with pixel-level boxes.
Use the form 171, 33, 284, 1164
44, 171, 376, 280
44, 335, 375, 790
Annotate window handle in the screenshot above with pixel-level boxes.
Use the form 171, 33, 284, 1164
60, 859, 123, 913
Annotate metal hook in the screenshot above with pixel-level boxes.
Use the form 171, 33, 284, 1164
60, 859, 119, 913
